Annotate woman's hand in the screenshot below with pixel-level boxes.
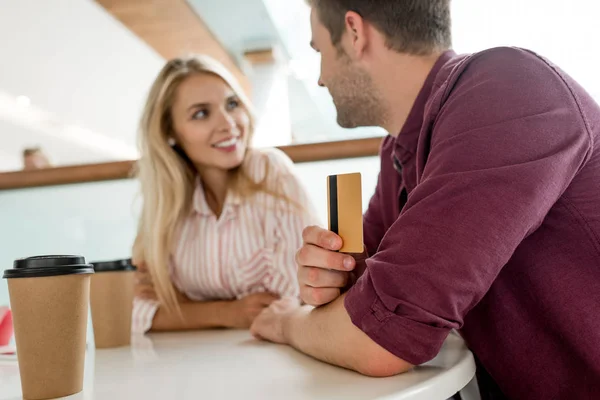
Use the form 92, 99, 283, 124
133, 261, 157, 300
226, 292, 279, 329
133, 261, 190, 303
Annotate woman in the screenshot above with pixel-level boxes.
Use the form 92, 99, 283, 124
132, 55, 319, 333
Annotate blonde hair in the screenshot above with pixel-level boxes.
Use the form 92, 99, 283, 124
133, 55, 289, 315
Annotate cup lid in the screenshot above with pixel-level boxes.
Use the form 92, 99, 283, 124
3, 255, 94, 279
91, 258, 137, 273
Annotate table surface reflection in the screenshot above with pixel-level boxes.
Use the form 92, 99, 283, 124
0, 330, 475, 400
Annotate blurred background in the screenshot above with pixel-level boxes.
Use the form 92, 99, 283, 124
0, 0, 598, 171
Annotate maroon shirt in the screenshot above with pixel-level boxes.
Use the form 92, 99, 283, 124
345, 47, 600, 400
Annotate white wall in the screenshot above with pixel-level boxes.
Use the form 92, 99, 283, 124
248, 59, 293, 148
0, 0, 165, 168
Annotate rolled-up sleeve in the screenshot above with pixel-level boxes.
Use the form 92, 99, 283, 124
132, 297, 160, 334
131, 261, 162, 334
345, 48, 593, 365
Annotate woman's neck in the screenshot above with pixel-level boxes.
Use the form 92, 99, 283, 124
196, 165, 229, 217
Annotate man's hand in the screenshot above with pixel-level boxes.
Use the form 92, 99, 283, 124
251, 294, 413, 377
296, 226, 367, 306
250, 297, 301, 344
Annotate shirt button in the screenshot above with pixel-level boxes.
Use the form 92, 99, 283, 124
393, 155, 403, 174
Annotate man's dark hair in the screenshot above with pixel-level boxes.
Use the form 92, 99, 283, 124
308, 0, 452, 55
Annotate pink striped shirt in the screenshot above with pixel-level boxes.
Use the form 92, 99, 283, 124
133, 148, 320, 333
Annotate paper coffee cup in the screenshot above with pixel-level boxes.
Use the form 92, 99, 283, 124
90, 259, 136, 349
3, 255, 94, 400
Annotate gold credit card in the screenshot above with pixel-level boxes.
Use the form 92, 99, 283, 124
327, 172, 363, 253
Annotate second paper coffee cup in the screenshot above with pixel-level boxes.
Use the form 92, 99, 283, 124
90, 259, 136, 349
3, 255, 93, 400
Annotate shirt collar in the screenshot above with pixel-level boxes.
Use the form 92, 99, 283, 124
192, 177, 242, 217
394, 50, 457, 160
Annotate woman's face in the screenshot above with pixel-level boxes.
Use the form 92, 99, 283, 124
170, 73, 250, 172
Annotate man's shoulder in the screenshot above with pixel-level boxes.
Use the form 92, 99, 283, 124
426, 46, 575, 123
438, 46, 558, 91
470, 46, 554, 75
426, 46, 594, 150
471, 46, 543, 63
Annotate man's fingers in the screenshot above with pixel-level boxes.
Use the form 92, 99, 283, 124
302, 225, 343, 251
298, 265, 348, 288
296, 244, 355, 271
300, 285, 340, 307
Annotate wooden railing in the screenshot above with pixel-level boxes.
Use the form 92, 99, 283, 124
0, 137, 382, 190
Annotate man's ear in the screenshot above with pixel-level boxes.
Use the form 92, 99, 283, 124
344, 11, 367, 59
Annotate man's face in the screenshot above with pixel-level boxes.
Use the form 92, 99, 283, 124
310, 9, 383, 128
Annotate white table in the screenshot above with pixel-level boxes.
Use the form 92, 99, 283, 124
0, 330, 475, 400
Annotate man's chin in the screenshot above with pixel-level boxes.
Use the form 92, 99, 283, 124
336, 115, 362, 129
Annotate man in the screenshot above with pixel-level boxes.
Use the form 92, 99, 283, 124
22, 147, 51, 170
250, 1, 600, 399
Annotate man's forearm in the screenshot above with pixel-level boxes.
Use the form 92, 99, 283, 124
282, 294, 413, 377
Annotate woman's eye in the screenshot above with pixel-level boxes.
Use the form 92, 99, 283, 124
192, 109, 208, 120
227, 99, 240, 110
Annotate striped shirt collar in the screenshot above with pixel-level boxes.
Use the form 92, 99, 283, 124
192, 177, 242, 217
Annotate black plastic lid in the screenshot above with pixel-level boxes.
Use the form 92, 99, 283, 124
91, 258, 137, 273
3, 255, 94, 279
